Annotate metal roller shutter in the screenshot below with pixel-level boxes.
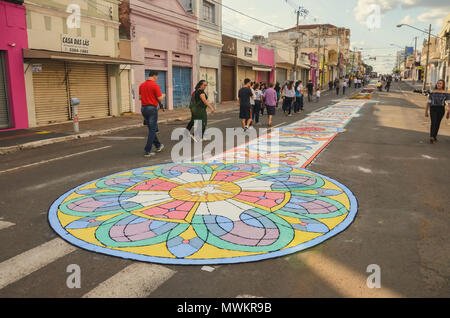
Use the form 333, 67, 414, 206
221, 66, 234, 101
120, 69, 131, 113
0, 52, 10, 129
33, 61, 69, 125
68, 63, 109, 119
276, 68, 287, 84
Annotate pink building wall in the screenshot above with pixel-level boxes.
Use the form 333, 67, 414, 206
130, 0, 198, 111
257, 46, 275, 84
0, 1, 28, 130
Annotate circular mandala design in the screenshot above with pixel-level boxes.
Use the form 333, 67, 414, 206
48, 161, 357, 265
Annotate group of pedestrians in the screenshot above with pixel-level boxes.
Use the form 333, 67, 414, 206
138, 71, 377, 158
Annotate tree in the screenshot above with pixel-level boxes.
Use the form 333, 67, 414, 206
362, 62, 373, 75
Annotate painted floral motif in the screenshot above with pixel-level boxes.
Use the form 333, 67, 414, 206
49, 161, 354, 264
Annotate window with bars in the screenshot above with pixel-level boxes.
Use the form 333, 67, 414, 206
179, 32, 189, 50
202, 1, 215, 23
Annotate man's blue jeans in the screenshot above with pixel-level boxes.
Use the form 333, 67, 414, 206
141, 106, 161, 153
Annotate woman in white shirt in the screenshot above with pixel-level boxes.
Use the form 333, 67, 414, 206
252, 82, 263, 124
282, 81, 296, 116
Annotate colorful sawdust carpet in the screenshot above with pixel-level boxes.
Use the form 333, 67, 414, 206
49, 99, 369, 264
49, 162, 356, 264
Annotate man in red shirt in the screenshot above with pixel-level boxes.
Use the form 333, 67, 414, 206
139, 70, 166, 157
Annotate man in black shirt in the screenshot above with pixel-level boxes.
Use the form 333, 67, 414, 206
238, 78, 254, 131
306, 80, 314, 102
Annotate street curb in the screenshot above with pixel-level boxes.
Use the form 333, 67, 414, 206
0, 108, 232, 156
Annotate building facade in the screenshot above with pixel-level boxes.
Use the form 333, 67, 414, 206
179, 0, 222, 104
268, 24, 351, 88
220, 35, 273, 101
123, 0, 198, 111
23, 0, 136, 127
0, 0, 28, 131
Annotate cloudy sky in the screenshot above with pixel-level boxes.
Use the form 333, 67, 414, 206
222, 0, 450, 73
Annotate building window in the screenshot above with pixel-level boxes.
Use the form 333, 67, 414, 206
180, 32, 189, 50
203, 1, 215, 23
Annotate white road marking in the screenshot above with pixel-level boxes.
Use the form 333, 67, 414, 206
82, 263, 175, 298
315, 106, 327, 112
100, 137, 145, 140
421, 154, 436, 160
0, 221, 15, 230
358, 166, 373, 174
0, 238, 77, 289
272, 122, 287, 129
0, 146, 112, 175
209, 117, 231, 124
201, 266, 215, 272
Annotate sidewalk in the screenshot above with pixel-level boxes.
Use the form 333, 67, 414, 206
0, 101, 238, 155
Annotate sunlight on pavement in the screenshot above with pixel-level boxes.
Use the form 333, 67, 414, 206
296, 251, 403, 298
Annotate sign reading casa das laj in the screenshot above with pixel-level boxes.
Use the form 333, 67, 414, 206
61, 35, 90, 54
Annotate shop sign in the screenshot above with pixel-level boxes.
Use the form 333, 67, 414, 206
61, 35, 90, 54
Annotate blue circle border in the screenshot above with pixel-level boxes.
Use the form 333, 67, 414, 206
48, 162, 358, 265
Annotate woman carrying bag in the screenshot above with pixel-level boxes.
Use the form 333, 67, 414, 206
186, 80, 215, 142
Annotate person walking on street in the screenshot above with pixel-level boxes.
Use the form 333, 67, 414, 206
342, 78, 347, 95
385, 76, 392, 92
263, 83, 278, 127
335, 78, 340, 95
315, 86, 321, 102
260, 83, 267, 116
282, 81, 296, 116
238, 78, 254, 131
294, 81, 302, 113
139, 70, 166, 157
328, 80, 333, 91
297, 80, 304, 111
252, 82, 263, 125
306, 80, 314, 102
275, 82, 281, 107
250, 82, 256, 123
425, 79, 449, 144
186, 80, 215, 142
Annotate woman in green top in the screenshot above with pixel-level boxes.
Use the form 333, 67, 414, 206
186, 80, 215, 142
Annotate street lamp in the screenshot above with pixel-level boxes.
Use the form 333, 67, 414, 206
397, 23, 434, 91
351, 47, 363, 75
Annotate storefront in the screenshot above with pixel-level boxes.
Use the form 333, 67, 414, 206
24, 50, 141, 126
0, 1, 28, 131
276, 67, 288, 84
257, 46, 275, 85
129, 0, 198, 111
200, 66, 218, 104
221, 54, 236, 102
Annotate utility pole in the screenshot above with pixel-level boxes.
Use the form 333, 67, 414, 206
423, 23, 431, 92
293, 10, 300, 82
293, 6, 308, 82
317, 26, 321, 89
322, 31, 326, 87
413, 36, 417, 84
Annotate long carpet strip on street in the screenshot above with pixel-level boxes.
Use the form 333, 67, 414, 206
47, 98, 369, 265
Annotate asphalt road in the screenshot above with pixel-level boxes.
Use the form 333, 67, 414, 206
0, 83, 448, 298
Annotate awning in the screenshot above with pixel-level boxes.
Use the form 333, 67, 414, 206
276, 61, 311, 70
237, 58, 272, 71
23, 49, 144, 65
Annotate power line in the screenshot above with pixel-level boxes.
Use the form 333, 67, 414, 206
210, 0, 287, 30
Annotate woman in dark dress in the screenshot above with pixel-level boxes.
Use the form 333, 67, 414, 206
425, 79, 450, 143
186, 80, 215, 142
